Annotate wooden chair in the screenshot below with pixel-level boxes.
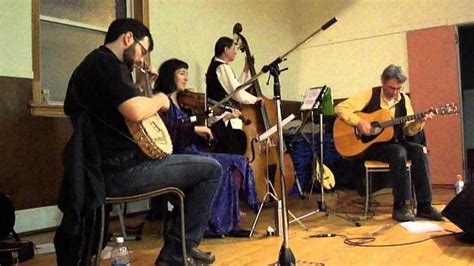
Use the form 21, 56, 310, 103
364, 160, 414, 216
94, 187, 187, 266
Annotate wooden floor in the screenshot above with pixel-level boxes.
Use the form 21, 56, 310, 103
22, 187, 473, 265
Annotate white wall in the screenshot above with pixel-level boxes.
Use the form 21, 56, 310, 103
0, 0, 32, 79
291, 0, 474, 99
149, 0, 299, 100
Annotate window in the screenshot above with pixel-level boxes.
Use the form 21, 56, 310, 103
30, 0, 148, 117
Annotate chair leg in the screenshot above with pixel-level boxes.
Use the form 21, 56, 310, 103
408, 166, 416, 213
178, 194, 188, 266
95, 205, 105, 266
115, 204, 128, 239
365, 168, 370, 216
83, 210, 97, 265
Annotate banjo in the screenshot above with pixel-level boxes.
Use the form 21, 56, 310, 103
126, 63, 173, 159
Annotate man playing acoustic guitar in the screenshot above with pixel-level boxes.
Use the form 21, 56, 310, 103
334, 64, 444, 222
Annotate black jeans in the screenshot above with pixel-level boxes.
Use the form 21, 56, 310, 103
105, 154, 222, 248
364, 141, 433, 203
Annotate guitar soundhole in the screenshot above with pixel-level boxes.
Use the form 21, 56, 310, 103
371, 122, 382, 136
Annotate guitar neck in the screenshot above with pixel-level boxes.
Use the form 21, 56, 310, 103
379, 110, 429, 128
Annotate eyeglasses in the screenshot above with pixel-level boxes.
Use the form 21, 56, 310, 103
133, 36, 148, 56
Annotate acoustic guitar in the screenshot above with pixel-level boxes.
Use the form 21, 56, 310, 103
333, 103, 458, 159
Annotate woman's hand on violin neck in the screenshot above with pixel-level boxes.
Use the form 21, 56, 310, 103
194, 126, 214, 141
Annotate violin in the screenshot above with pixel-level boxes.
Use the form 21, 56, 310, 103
176, 89, 250, 125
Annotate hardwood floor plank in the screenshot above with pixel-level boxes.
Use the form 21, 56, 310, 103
21, 188, 474, 265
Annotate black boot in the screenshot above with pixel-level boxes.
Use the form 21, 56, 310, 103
155, 238, 197, 266
416, 202, 444, 221
188, 247, 215, 264
392, 201, 415, 222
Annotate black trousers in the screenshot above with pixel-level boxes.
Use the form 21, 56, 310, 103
364, 141, 433, 203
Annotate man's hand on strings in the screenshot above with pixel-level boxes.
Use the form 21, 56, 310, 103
357, 120, 372, 136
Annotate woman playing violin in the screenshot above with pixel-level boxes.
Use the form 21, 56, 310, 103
153, 58, 258, 238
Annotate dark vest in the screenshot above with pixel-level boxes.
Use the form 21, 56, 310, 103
362, 86, 407, 141
206, 59, 228, 102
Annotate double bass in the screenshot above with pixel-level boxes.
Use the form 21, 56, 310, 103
233, 23, 295, 201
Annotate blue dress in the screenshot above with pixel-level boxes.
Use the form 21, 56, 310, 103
161, 102, 259, 236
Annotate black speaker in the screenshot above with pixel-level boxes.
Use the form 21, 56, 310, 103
442, 183, 474, 240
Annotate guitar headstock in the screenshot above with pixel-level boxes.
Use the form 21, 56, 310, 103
432, 103, 458, 116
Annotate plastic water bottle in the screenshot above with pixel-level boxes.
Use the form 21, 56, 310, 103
455, 174, 464, 195
111, 237, 130, 266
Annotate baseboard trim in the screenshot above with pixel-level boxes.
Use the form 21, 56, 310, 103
14, 200, 149, 234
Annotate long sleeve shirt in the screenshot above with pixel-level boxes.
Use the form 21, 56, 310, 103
215, 57, 258, 105
334, 88, 424, 136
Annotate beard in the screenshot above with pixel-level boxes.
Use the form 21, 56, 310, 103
123, 44, 136, 71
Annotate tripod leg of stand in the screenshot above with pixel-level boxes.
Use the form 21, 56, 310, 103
307, 178, 316, 203
289, 209, 321, 224
288, 210, 308, 230
249, 192, 271, 238
294, 174, 305, 199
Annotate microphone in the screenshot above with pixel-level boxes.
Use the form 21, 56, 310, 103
321, 17, 338, 31
309, 233, 336, 238
179, 116, 197, 124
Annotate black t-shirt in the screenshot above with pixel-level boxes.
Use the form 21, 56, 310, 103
64, 46, 141, 160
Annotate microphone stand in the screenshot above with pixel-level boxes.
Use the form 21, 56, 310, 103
263, 61, 295, 265
221, 16, 338, 265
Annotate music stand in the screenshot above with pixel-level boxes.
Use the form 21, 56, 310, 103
289, 86, 327, 191
301, 86, 332, 202
289, 86, 358, 227
289, 85, 328, 224
249, 114, 308, 238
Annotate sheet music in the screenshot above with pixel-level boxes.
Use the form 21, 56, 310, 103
300, 87, 323, 111
257, 114, 296, 142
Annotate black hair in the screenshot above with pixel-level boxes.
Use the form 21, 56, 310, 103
104, 18, 154, 52
154, 58, 189, 94
214, 36, 234, 57
205, 36, 234, 79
